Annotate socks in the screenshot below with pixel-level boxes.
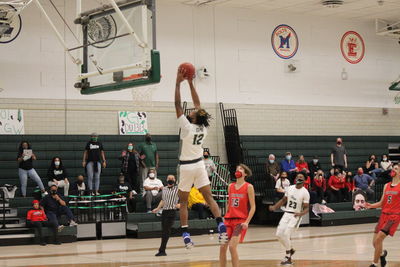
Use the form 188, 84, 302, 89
216, 217, 223, 224
181, 225, 188, 234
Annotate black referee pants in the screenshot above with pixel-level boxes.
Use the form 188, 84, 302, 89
159, 209, 176, 253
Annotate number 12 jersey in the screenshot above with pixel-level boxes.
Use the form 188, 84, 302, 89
178, 115, 207, 161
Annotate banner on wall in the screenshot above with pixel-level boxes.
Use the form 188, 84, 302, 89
340, 31, 365, 64
118, 111, 148, 135
0, 109, 24, 135
271, 24, 299, 59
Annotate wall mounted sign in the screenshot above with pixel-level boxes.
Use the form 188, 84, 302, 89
340, 31, 365, 64
118, 111, 148, 135
271, 24, 299, 59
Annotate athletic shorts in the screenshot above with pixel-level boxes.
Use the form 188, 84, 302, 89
224, 218, 247, 243
374, 213, 400, 237
178, 161, 210, 192
277, 212, 302, 230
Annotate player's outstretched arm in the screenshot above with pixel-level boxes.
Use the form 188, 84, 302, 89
188, 79, 201, 110
175, 69, 185, 118
366, 184, 387, 209
269, 196, 287, 212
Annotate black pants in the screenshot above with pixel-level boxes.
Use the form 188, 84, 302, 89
328, 188, 347, 203
27, 221, 58, 243
314, 187, 325, 203
159, 209, 176, 253
126, 170, 140, 193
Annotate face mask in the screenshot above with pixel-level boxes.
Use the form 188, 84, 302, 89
234, 171, 243, 179
286, 155, 291, 160
77, 180, 83, 185
357, 170, 363, 175
91, 137, 98, 142
337, 141, 342, 145
128, 145, 133, 150
186, 115, 192, 123
296, 179, 305, 185
204, 155, 209, 159
383, 158, 388, 162
54, 161, 60, 166
281, 176, 287, 180
51, 190, 57, 195
390, 170, 396, 178
269, 159, 274, 164
167, 180, 175, 185
334, 172, 339, 176
313, 159, 318, 164
149, 173, 155, 179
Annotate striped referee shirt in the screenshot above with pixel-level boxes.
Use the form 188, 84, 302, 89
162, 185, 179, 210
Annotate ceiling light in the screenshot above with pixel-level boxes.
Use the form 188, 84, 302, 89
321, 0, 344, 8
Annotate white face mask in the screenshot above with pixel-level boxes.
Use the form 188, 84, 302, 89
269, 159, 274, 164
286, 155, 291, 160
149, 173, 155, 178
313, 159, 318, 164
54, 161, 60, 166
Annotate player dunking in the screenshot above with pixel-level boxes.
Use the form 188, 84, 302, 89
174, 67, 227, 248
220, 164, 256, 267
269, 172, 310, 265
366, 163, 400, 267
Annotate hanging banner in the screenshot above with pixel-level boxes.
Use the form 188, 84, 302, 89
118, 111, 148, 135
0, 109, 24, 135
271, 24, 299, 59
340, 31, 365, 64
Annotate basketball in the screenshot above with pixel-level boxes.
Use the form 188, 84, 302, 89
179, 62, 196, 80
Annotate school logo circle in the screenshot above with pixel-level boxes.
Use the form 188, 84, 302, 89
340, 31, 365, 64
271, 24, 299, 59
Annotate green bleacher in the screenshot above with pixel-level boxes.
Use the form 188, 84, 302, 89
0, 135, 180, 196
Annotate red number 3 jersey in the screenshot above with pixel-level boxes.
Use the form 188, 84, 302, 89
382, 182, 400, 214
225, 182, 250, 219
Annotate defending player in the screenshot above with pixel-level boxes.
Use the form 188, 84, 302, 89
174, 66, 227, 248
366, 163, 400, 267
220, 164, 256, 267
269, 172, 310, 265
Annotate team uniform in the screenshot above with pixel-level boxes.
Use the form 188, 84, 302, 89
375, 182, 400, 236
224, 182, 250, 243
177, 115, 209, 192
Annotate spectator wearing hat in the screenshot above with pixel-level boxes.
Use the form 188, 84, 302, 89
26, 200, 59, 246
82, 133, 106, 196
40, 184, 77, 230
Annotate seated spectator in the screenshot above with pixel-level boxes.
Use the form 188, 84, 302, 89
280, 152, 297, 182
114, 173, 137, 213
40, 184, 77, 230
275, 171, 290, 199
266, 154, 280, 184
47, 157, 69, 196
380, 154, 393, 171
17, 141, 47, 197
365, 154, 382, 180
120, 142, 141, 194
312, 170, 326, 204
353, 167, 375, 201
143, 169, 163, 213
188, 186, 211, 219
203, 150, 216, 181
344, 172, 355, 202
69, 175, 87, 196
308, 156, 321, 181
327, 169, 346, 203
26, 200, 59, 246
352, 189, 367, 211
296, 155, 310, 175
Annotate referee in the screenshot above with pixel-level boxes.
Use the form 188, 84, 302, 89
152, 174, 179, 256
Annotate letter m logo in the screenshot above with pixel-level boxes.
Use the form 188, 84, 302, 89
279, 33, 291, 49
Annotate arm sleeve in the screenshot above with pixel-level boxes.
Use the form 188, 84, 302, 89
158, 180, 164, 187
62, 167, 68, 178
143, 179, 149, 187
344, 147, 347, 155
47, 168, 54, 180
178, 115, 191, 138
328, 176, 333, 188
275, 180, 280, 189
26, 210, 32, 220
303, 191, 310, 204
85, 142, 90, 150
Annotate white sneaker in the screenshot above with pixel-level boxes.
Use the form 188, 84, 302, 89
132, 190, 138, 195
69, 220, 78, 227
322, 200, 327, 204
42, 191, 48, 197
57, 225, 65, 232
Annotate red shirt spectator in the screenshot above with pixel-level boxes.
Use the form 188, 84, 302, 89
313, 176, 326, 192
27, 208, 47, 222
303, 176, 311, 190
328, 175, 345, 189
345, 180, 355, 192
296, 155, 309, 173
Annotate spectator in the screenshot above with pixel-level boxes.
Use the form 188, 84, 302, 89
344, 172, 355, 202
266, 154, 280, 183
352, 189, 367, 211
17, 141, 46, 197
280, 152, 297, 182
143, 169, 163, 213
330, 137, 347, 171
47, 157, 69, 196
380, 154, 393, 171
152, 175, 179, 257
353, 167, 375, 201
295, 155, 309, 175
312, 170, 326, 204
40, 184, 77, 231
327, 169, 346, 202
274, 171, 290, 199
139, 133, 159, 186
114, 173, 136, 213
365, 155, 381, 180
203, 150, 216, 181
308, 156, 321, 180
82, 133, 106, 196
69, 175, 87, 196
120, 142, 141, 194
26, 200, 59, 246
188, 186, 211, 219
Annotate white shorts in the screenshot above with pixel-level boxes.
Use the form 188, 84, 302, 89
178, 161, 210, 192
277, 212, 302, 232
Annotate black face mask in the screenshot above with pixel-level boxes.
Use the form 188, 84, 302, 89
77, 180, 83, 185
145, 137, 151, 142
186, 115, 192, 123
334, 172, 339, 176
167, 180, 175, 185
51, 190, 57, 195
204, 155, 209, 159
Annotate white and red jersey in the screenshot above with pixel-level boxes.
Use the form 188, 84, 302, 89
225, 182, 250, 220
382, 182, 400, 214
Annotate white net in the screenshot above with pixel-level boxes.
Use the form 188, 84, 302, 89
131, 87, 154, 107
